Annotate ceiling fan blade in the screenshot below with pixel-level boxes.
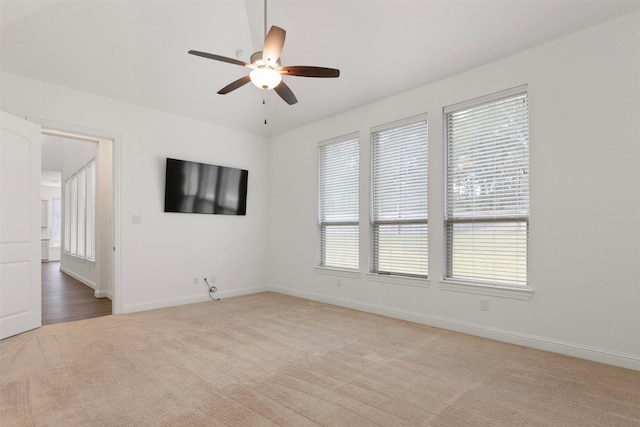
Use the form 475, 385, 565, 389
262, 26, 286, 66
274, 80, 298, 105
279, 66, 340, 78
217, 75, 252, 95
188, 50, 252, 68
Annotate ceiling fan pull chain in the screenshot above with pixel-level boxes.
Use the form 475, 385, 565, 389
263, 89, 268, 125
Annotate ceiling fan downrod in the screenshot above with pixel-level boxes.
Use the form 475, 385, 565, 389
264, 0, 268, 41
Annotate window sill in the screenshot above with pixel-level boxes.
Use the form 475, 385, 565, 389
315, 266, 360, 279
439, 280, 534, 300
368, 273, 429, 288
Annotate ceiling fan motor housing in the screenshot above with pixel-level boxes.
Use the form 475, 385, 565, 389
250, 51, 280, 68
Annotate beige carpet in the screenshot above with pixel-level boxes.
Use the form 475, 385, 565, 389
1, 292, 638, 426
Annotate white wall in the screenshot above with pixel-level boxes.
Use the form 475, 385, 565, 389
96, 138, 113, 299
1, 72, 271, 313
40, 184, 61, 261
267, 12, 640, 369
42, 138, 63, 170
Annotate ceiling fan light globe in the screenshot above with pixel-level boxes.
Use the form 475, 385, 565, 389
249, 67, 282, 90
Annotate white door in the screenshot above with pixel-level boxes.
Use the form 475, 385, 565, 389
0, 112, 42, 339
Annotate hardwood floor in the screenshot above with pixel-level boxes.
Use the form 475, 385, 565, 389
41, 261, 112, 325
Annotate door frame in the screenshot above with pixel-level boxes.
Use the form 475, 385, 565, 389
29, 117, 122, 315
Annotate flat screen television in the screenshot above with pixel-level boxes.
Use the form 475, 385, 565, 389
164, 158, 248, 215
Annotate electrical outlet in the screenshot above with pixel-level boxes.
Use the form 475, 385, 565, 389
193, 277, 199, 286
480, 299, 490, 312
209, 275, 216, 284
336, 278, 342, 288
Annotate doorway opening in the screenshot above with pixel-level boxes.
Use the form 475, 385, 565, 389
35, 118, 121, 319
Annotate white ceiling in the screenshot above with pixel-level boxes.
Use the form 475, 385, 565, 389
2, 0, 639, 136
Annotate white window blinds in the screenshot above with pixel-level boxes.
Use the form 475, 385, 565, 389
64, 181, 71, 252
318, 136, 359, 270
63, 158, 97, 262
445, 87, 529, 286
69, 173, 78, 256
77, 166, 86, 258
371, 116, 428, 277
86, 160, 96, 261
51, 198, 62, 248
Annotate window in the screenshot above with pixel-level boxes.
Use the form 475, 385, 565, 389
85, 160, 96, 261
77, 166, 86, 257
51, 198, 62, 248
318, 135, 359, 270
69, 173, 77, 256
444, 86, 529, 287
63, 178, 70, 250
371, 116, 428, 278
64, 158, 97, 262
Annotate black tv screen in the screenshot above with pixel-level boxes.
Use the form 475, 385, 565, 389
164, 158, 248, 215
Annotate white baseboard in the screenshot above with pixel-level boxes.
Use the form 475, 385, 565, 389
121, 286, 271, 314
94, 289, 112, 300
59, 266, 112, 300
60, 266, 97, 290
269, 286, 640, 371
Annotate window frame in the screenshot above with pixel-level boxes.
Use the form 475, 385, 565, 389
442, 86, 532, 297
77, 166, 86, 258
63, 157, 97, 263
370, 115, 429, 279
317, 133, 360, 272
51, 197, 62, 248
64, 180, 71, 253
85, 159, 96, 261
69, 172, 78, 256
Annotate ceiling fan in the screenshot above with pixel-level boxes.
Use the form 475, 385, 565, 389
188, 0, 339, 106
